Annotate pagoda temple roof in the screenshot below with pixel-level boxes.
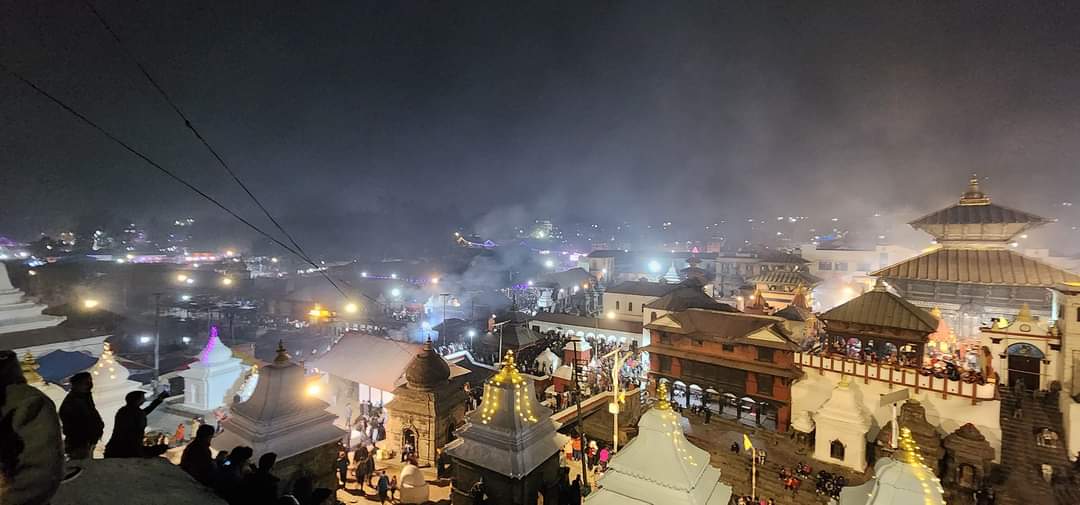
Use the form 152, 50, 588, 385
821, 282, 937, 335
645, 282, 738, 312
872, 247, 1080, 287
907, 177, 1049, 242
745, 270, 822, 287
645, 309, 798, 351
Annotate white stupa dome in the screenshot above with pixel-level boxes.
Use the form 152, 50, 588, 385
198, 328, 235, 365
91, 343, 131, 385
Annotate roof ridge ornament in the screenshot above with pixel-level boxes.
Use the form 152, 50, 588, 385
655, 381, 672, 411
21, 351, 44, 384
273, 340, 290, 364
959, 174, 991, 206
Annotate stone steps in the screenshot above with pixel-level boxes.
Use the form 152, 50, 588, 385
997, 389, 1073, 505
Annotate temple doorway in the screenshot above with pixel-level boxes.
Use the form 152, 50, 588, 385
1006, 343, 1043, 391
402, 427, 417, 461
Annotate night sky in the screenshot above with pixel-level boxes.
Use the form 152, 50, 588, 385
2, 1, 1079, 255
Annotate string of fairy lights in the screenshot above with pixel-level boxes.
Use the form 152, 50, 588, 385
865, 426, 945, 505
479, 350, 539, 425
654, 382, 698, 467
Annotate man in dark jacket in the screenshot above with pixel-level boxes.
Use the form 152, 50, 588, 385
103, 389, 167, 458
0, 349, 64, 505
58, 371, 104, 459
180, 424, 216, 486
243, 452, 280, 505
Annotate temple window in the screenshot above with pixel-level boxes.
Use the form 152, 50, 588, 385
757, 374, 774, 396
830, 440, 845, 460
722, 343, 735, 352
628, 302, 633, 312
756, 347, 775, 363
659, 355, 671, 372
819, 261, 832, 271
835, 262, 848, 271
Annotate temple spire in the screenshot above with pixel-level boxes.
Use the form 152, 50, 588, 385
21, 352, 44, 384
655, 381, 671, 411
273, 340, 290, 364
959, 174, 991, 205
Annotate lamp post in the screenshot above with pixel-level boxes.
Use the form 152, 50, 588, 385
440, 293, 450, 347
152, 292, 161, 386
572, 340, 589, 494
603, 346, 627, 453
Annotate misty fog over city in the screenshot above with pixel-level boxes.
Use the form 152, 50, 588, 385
2, 2, 1079, 505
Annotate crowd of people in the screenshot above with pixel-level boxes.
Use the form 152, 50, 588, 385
0, 351, 337, 505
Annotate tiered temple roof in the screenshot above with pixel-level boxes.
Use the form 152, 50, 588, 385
820, 280, 938, 340
745, 270, 822, 287
874, 176, 1079, 287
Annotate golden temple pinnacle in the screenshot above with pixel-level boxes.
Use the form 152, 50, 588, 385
655, 380, 672, 411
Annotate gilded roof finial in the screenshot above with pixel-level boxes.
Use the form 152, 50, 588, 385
1017, 303, 1033, 323
273, 340, 290, 364
959, 173, 991, 205
655, 381, 671, 411
21, 352, 44, 384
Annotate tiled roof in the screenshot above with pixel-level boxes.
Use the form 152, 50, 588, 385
821, 288, 937, 333
606, 280, 681, 297
529, 312, 643, 334
773, 305, 812, 322
745, 270, 822, 286
644, 285, 739, 312
645, 309, 796, 349
872, 248, 1080, 287
909, 202, 1047, 228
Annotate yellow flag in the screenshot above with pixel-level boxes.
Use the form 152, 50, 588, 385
743, 434, 754, 451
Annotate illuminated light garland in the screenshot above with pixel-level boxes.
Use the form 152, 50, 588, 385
866, 427, 945, 504
479, 350, 538, 424
92, 343, 120, 381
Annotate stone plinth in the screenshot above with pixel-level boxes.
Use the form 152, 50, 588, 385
51, 458, 227, 505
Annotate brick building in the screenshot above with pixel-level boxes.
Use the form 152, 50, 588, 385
642, 308, 802, 432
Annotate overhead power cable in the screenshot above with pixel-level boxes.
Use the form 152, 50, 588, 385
0, 61, 343, 292
79, 0, 362, 303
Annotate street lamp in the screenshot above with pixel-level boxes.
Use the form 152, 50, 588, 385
344, 302, 358, 314
391, 288, 401, 297
176, 274, 188, 282
82, 299, 100, 309
139, 335, 152, 344
221, 277, 234, 286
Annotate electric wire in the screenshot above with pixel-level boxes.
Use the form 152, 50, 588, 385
79, 0, 361, 304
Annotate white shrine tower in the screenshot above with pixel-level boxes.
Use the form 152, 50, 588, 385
813, 376, 873, 471
89, 342, 143, 455
586, 382, 733, 504
177, 326, 246, 413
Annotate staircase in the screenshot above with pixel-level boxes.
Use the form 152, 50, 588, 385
996, 388, 1078, 505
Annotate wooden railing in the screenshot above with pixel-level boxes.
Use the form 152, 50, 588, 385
795, 353, 998, 403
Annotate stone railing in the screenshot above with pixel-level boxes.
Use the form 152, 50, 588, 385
796, 353, 998, 403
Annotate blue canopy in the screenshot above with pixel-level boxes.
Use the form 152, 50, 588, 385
36, 350, 97, 386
